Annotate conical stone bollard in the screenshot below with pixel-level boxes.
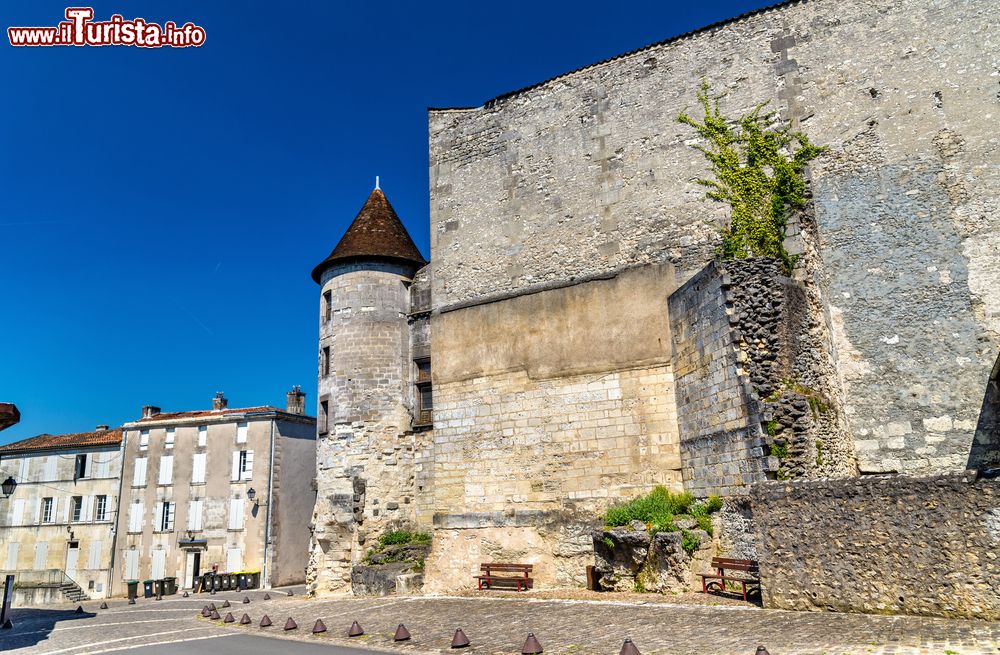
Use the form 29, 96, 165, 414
348, 621, 364, 637
2, 619, 12, 630
287, 590, 294, 596
284, 618, 298, 631
222, 600, 231, 608
522, 633, 543, 654
755, 649, 771, 655
208, 603, 216, 612
393, 624, 411, 641
75, 606, 84, 614
182, 591, 189, 598
224, 613, 235, 623
243, 596, 251, 604
451, 628, 470, 649
99, 602, 108, 610
263, 593, 271, 600
210, 610, 221, 621
312, 619, 327, 634
619, 639, 640, 655
260, 615, 272, 628
201, 606, 211, 617
240, 614, 252, 625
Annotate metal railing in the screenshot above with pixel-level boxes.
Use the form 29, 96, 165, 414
0, 569, 80, 589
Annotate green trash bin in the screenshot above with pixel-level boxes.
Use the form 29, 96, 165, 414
164, 577, 177, 595
126, 580, 139, 600
142, 580, 154, 598
154, 579, 165, 597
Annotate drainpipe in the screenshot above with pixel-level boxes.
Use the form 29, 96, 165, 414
261, 418, 276, 589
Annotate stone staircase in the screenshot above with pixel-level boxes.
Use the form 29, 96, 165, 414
59, 578, 88, 603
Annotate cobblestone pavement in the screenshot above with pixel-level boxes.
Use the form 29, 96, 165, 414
4, 590, 999, 655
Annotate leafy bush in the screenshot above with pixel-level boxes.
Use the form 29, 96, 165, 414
604, 486, 695, 528
379, 530, 414, 546
706, 495, 723, 513
681, 530, 701, 555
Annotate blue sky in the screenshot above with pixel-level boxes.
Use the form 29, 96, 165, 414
0, 0, 774, 444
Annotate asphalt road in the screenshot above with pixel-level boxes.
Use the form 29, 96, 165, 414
112, 634, 394, 655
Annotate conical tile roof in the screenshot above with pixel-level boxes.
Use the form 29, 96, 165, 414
311, 187, 426, 283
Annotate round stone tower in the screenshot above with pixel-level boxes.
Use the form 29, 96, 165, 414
308, 183, 426, 594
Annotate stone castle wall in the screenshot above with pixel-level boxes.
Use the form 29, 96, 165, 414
428, 0, 1000, 475
752, 473, 1000, 619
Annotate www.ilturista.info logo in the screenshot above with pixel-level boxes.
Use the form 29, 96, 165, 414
8, 8, 206, 48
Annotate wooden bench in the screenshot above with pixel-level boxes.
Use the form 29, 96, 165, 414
475, 563, 533, 591
698, 557, 760, 601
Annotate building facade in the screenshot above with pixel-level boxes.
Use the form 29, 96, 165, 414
308, 0, 999, 597
0, 428, 124, 602
111, 391, 315, 596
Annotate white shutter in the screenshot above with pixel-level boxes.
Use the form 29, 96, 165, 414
192, 453, 206, 484
18, 457, 29, 482
82, 496, 94, 522
128, 502, 143, 532
33, 542, 48, 570
231, 452, 240, 482
151, 550, 166, 579
165, 429, 175, 449
87, 540, 102, 569
11, 499, 25, 526
60, 497, 71, 523
197, 426, 207, 447
44, 456, 57, 481
226, 547, 241, 573
241, 450, 254, 481
236, 422, 248, 444
34, 498, 42, 524
154, 502, 163, 530
83, 455, 93, 478
134, 458, 147, 486
124, 550, 139, 580
188, 500, 203, 531
158, 455, 174, 485
228, 498, 244, 530
5, 543, 19, 569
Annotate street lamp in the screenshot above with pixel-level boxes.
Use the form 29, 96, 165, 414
1, 476, 16, 497
246, 487, 256, 503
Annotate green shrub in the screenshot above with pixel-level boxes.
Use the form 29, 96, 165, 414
706, 495, 723, 513
767, 442, 789, 459
379, 530, 414, 546
604, 486, 695, 528
681, 530, 701, 555
412, 531, 432, 544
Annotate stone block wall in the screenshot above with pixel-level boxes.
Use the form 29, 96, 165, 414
428, 0, 999, 476
752, 473, 1000, 619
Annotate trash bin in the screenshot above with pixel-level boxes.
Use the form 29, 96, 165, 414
221, 574, 230, 591
228, 573, 238, 589
164, 577, 177, 595
142, 580, 154, 598
236, 573, 247, 591
211, 574, 222, 592
249, 572, 260, 589
154, 579, 165, 597
126, 580, 139, 600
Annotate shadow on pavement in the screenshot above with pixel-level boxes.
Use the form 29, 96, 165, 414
2, 606, 96, 651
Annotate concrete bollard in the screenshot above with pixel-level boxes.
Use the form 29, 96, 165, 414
619, 639, 640, 655
394, 624, 411, 641
451, 628, 471, 648
312, 619, 327, 634
260, 615, 272, 628
284, 618, 298, 631
348, 621, 364, 637
522, 633, 543, 654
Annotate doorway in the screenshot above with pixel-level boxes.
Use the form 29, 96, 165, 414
185, 551, 201, 589
65, 541, 80, 581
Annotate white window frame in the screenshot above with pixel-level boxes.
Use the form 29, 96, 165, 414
71, 496, 83, 522
41, 497, 54, 523
95, 495, 108, 522
165, 428, 175, 450
192, 452, 207, 485
236, 422, 248, 444
139, 430, 149, 450
159, 501, 174, 531
197, 426, 207, 447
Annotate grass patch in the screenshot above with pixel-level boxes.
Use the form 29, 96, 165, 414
605, 487, 722, 537
681, 530, 702, 555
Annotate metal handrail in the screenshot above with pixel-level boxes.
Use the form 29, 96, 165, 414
0, 569, 82, 589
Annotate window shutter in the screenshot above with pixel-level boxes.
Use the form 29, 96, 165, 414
192, 453, 206, 484
60, 497, 71, 522
242, 450, 254, 481
34, 498, 42, 524
83, 455, 93, 478
44, 456, 57, 481
33, 542, 48, 570
197, 426, 207, 447
188, 500, 203, 531
11, 499, 24, 526
231, 452, 240, 482
18, 457, 29, 482
124, 550, 139, 580
82, 496, 93, 522
159, 455, 174, 485
134, 458, 147, 486
226, 547, 241, 573
236, 422, 248, 444
87, 541, 102, 569
129, 502, 143, 532
154, 502, 163, 530
5, 543, 19, 570
228, 498, 244, 530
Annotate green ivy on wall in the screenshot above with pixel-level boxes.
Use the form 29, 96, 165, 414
678, 81, 825, 272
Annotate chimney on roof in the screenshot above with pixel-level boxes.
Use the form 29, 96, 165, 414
213, 392, 228, 411
286, 386, 306, 415
95, 424, 109, 431
141, 406, 161, 419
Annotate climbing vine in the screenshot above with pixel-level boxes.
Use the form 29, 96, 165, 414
678, 81, 825, 272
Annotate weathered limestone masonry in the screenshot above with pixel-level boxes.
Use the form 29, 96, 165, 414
428, 0, 999, 481
422, 264, 682, 591
752, 473, 1000, 619
309, 190, 431, 596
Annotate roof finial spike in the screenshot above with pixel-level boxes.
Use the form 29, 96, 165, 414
375, 175, 380, 190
